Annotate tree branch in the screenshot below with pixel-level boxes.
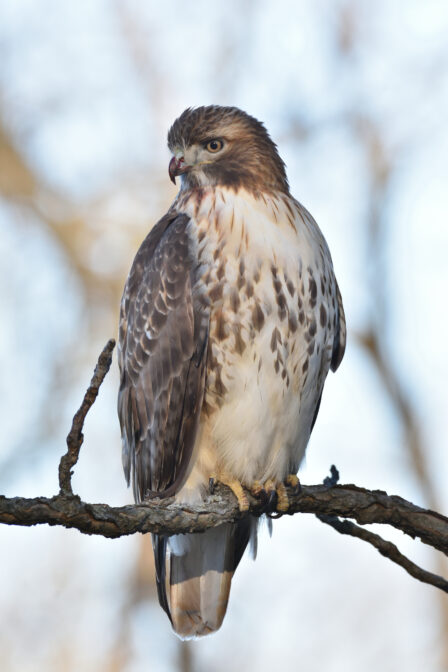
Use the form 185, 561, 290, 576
317, 514, 448, 594
0, 482, 447, 548
0, 339, 447, 599
58, 339, 116, 495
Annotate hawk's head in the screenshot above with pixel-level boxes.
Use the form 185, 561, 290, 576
167, 106, 289, 195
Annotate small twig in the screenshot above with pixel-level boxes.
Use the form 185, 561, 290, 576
323, 464, 340, 487
317, 514, 448, 594
58, 339, 116, 495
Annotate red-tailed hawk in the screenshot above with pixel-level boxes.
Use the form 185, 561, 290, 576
118, 106, 345, 639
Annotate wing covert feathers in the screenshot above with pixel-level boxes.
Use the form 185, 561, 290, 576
118, 212, 209, 502
330, 280, 346, 372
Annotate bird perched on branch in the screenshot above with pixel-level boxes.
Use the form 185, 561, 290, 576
117, 105, 345, 639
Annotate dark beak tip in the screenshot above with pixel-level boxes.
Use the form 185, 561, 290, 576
168, 156, 177, 184
169, 156, 182, 185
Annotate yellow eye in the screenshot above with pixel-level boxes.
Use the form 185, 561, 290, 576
205, 139, 223, 153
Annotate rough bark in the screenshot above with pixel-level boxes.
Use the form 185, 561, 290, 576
1, 482, 447, 547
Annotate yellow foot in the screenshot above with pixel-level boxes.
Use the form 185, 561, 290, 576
275, 474, 302, 512
250, 479, 275, 498
219, 477, 250, 512
249, 479, 282, 512
250, 480, 265, 498
249, 476, 301, 513
276, 483, 290, 512
285, 474, 301, 494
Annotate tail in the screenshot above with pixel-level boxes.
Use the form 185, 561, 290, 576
153, 520, 255, 639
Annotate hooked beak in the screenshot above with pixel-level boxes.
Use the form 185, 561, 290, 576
169, 156, 187, 184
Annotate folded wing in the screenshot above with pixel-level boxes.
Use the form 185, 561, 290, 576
117, 212, 209, 502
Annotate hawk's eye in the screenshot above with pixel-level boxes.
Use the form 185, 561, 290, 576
205, 139, 224, 153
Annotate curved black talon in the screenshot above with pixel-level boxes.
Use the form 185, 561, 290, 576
209, 477, 215, 495
258, 488, 278, 515
256, 487, 268, 506
267, 511, 283, 519
267, 488, 277, 510
266, 489, 282, 518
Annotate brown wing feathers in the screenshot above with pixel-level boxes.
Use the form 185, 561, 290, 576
118, 213, 208, 503
330, 280, 346, 373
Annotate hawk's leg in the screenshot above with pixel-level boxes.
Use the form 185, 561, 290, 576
250, 479, 277, 513
216, 474, 301, 513
276, 474, 302, 512
275, 483, 289, 512
285, 474, 301, 494
219, 476, 250, 512
250, 475, 301, 513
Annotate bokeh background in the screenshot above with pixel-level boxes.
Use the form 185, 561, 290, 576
1, 1, 448, 670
